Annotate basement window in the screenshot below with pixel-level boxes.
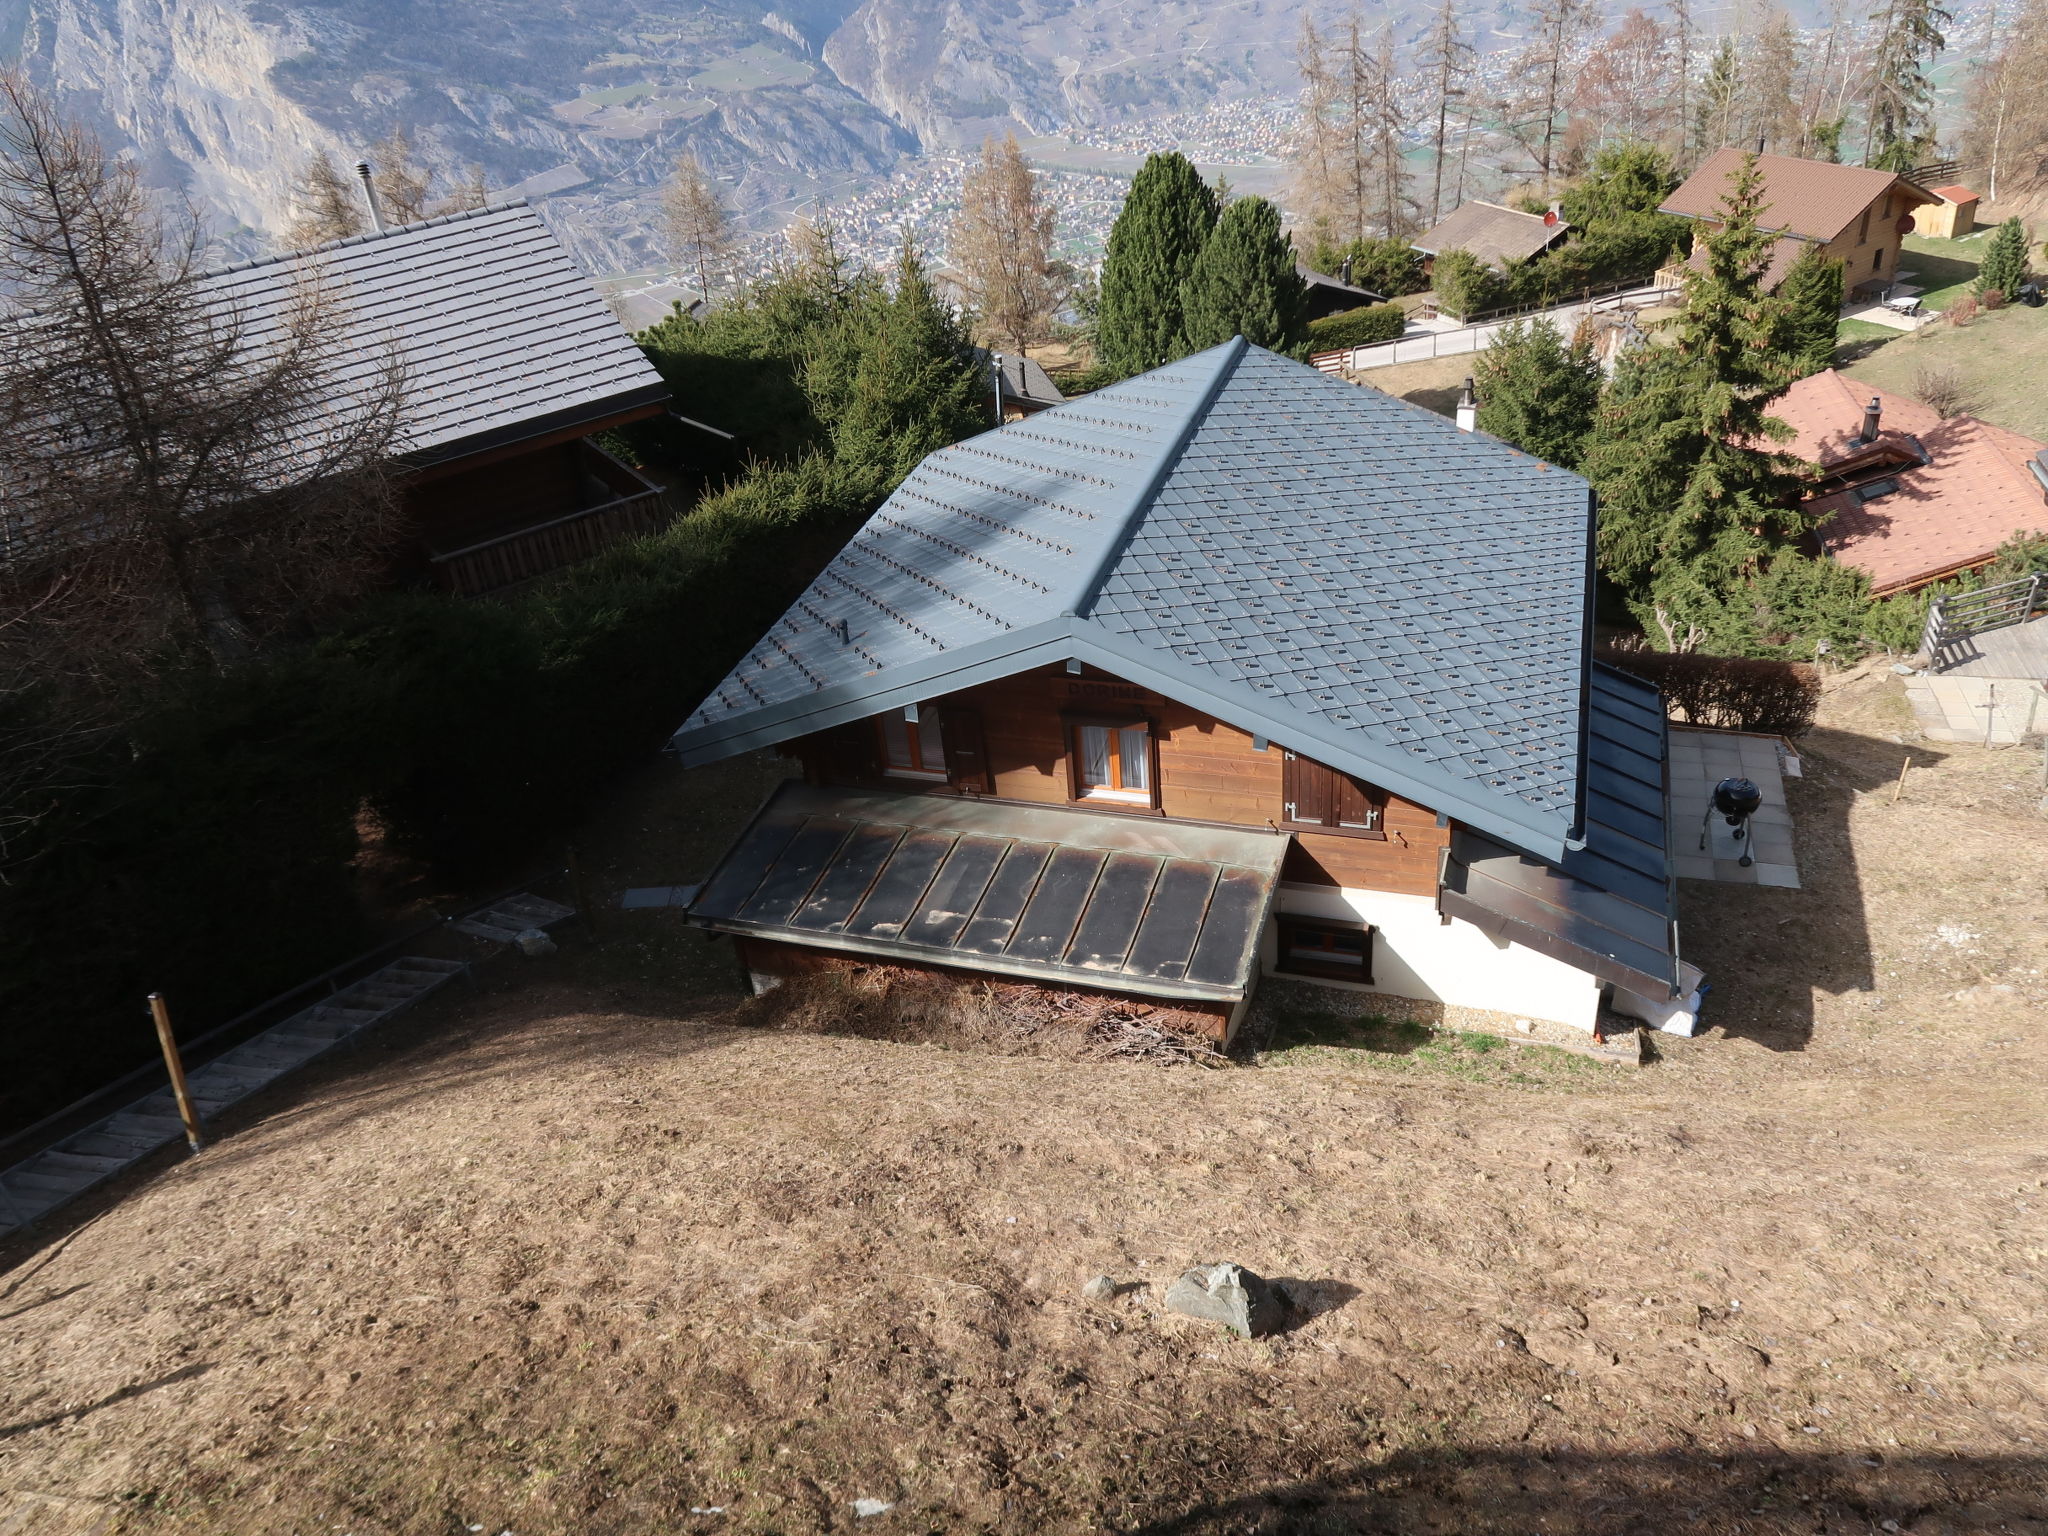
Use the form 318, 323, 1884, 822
1276, 916, 1375, 983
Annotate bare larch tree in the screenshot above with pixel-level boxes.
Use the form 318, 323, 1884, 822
662, 153, 736, 301
0, 72, 407, 694
284, 149, 366, 249
370, 126, 432, 225
950, 134, 1064, 354
1420, 0, 1473, 225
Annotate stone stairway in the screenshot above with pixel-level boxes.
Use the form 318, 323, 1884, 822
453, 892, 577, 943
0, 957, 468, 1240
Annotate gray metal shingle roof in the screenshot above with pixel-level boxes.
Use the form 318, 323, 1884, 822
671, 338, 1596, 861
200, 202, 667, 463
1441, 664, 1681, 997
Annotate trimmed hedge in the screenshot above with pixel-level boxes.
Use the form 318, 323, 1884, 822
1597, 645, 1822, 736
1306, 302, 1407, 352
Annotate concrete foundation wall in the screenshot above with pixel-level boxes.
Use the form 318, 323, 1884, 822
1271, 885, 1605, 1032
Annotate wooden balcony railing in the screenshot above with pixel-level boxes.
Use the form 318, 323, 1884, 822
429, 444, 670, 597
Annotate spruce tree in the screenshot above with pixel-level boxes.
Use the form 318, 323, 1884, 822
1094, 153, 1218, 377
1976, 216, 2029, 299
1179, 196, 1309, 353
1472, 318, 1602, 468
1582, 152, 1813, 648
1865, 0, 1950, 172
1777, 245, 1846, 377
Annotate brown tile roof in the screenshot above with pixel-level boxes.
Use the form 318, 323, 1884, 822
1674, 232, 1810, 292
1412, 201, 1570, 268
1771, 370, 2048, 592
1660, 150, 1935, 244
1929, 184, 1979, 204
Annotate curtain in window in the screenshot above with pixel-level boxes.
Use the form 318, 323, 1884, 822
1079, 724, 1111, 787
1118, 727, 1150, 791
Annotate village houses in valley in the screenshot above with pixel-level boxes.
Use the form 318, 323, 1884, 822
668, 339, 1700, 1044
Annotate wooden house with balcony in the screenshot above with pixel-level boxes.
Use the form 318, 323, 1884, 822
667, 339, 1703, 1045
202, 200, 671, 595
1657, 151, 1937, 298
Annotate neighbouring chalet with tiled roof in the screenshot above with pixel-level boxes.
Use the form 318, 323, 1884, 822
1774, 370, 2048, 594
668, 339, 1703, 1043
1412, 201, 1572, 272
201, 201, 671, 595
1659, 150, 1937, 295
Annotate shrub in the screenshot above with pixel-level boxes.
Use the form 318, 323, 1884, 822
1947, 294, 1978, 326
1431, 248, 1501, 321
1306, 302, 1407, 352
1595, 644, 1822, 735
1981, 288, 2006, 311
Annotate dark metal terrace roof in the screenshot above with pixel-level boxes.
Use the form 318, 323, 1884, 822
1438, 664, 1682, 998
687, 783, 1287, 1002
199, 201, 668, 465
670, 338, 1595, 862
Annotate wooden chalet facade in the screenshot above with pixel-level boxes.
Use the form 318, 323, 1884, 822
671, 340, 1699, 1044
201, 201, 671, 596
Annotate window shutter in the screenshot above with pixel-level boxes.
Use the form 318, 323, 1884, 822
939, 705, 991, 792
1282, 749, 1331, 826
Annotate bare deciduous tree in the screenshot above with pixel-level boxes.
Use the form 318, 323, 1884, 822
1504, 0, 1598, 189
0, 73, 407, 694
662, 153, 736, 301
436, 163, 493, 216
1963, 0, 2046, 202
370, 125, 431, 225
1575, 9, 1679, 151
284, 149, 366, 249
1745, 10, 1803, 153
1289, 11, 1409, 244
1419, 0, 1473, 225
950, 134, 1064, 354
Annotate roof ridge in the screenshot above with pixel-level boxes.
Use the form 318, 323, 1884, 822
201, 198, 536, 280
1058, 336, 1247, 619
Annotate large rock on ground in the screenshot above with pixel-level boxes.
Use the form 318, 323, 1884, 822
1164, 1262, 1285, 1338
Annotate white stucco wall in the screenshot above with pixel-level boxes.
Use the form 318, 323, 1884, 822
1269, 884, 1605, 1032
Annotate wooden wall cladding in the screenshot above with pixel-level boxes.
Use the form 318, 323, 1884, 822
791, 662, 1450, 898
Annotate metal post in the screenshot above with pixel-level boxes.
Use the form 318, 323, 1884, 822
147, 994, 205, 1152
991, 352, 1005, 425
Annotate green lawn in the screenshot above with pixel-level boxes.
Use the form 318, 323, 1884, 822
1896, 231, 1988, 309
1838, 298, 2048, 439
1257, 1006, 1612, 1089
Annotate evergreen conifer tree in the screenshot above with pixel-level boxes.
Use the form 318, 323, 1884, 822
1976, 215, 2030, 299
1179, 196, 1309, 353
1094, 153, 1219, 377
1471, 318, 1602, 468
1581, 151, 1813, 648
1777, 245, 1846, 377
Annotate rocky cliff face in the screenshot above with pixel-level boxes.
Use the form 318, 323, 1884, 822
0, 0, 1313, 267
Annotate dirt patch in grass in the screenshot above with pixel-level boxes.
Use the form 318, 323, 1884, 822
1347, 354, 1472, 419
1, 671, 2045, 1534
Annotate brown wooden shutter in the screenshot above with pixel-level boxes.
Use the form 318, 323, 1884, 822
1283, 749, 1331, 826
1332, 773, 1385, 830
939, 705, 991, 792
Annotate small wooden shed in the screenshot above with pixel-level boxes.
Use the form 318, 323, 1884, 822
1913, 185, 1979, 240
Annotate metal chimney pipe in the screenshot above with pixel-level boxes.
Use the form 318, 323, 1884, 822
1861, 396, 1882, 445
992, 352, 1005, 425
1456, 377, 1478, 433
354, 160, 385, 232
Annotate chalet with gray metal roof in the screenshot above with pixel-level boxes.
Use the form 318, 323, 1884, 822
670, 339, 1700, 1042
202, 201, 671, 594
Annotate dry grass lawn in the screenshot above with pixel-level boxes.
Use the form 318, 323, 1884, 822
1838, 300, 2048, 441
2, 669, 2045, 1534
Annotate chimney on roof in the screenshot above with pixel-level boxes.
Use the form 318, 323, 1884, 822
991, 351, 1005, 425
354, 160, 385, 233
1858, 395, 1882, 446
1340, 254, 1354, 285
1456, 377, 1478, 433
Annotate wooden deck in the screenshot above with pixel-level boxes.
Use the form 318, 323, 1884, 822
1936, 615, 2048, 680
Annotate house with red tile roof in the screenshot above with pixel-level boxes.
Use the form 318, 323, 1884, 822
1772, 370, 2048, 594
1659, 151, 1936, 295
